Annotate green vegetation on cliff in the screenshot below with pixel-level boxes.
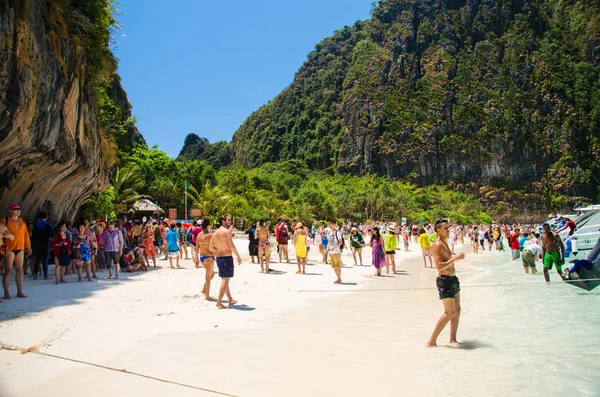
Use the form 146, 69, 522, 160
181, 0, 600, 210
81, 145, 492, 224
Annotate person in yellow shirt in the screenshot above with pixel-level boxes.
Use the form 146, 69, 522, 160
418, 226, 433, 268
383, 226, 398, 273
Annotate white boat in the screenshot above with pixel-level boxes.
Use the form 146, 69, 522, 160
563, 209, 600, 260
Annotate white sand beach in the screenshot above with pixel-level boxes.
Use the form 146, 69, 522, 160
1, 238, 599, 397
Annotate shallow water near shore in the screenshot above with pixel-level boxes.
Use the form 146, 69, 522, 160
425, 246, 600, 396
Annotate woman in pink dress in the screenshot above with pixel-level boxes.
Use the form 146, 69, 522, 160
369, 227, 387, 276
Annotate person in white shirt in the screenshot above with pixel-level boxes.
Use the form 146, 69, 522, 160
522, 243, 542, 274
327, 221, 343, 284
449, 227, 456, 255
478, 228, 486, 250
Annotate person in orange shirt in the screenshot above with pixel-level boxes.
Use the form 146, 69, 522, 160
1, 204, 31, 299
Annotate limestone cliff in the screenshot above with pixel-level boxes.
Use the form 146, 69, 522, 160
220, 0, 600, 204
0, 0, 131, 221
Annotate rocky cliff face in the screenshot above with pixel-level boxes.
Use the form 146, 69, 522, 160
219, 0, 600, 204
0, 0, 119, 221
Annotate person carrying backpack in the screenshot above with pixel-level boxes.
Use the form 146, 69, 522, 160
327, 221, 344, 284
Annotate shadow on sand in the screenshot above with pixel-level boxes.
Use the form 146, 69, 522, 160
267, 269, 287, 275
227, 304, 255, 312
0, 266, 160, 322
443, 340, 491, 350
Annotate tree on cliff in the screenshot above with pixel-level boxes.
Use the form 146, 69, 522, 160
109, 166, 149, 205
179, 0, 600, 209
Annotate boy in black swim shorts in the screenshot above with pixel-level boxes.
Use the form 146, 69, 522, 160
436, 274, 460, 300
427, 219, 466, 348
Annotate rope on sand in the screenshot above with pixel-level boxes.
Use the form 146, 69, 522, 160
0, 343, 239, 397
295, 278, 600, 293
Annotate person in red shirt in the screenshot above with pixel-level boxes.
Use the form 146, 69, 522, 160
275, 218, 290, 264
558, 218, 577, 236
508, 228, 521, 260
51, 222, 71, 284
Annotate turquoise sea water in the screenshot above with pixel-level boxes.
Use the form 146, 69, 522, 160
426, 247, 600, 397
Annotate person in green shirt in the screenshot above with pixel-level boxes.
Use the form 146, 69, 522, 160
383, 226, 398, 273
349, 227, 365, 266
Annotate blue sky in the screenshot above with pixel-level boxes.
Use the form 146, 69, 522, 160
113, 0, 372, 158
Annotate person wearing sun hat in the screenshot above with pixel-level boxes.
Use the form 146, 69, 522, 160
383, 225, 397, 273
349, 227, 365, 266
293, 222, 308, 274
0, 204, 31, 299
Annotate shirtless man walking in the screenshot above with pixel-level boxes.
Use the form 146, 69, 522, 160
209, 215, 242, 309
196, 218, 216, 301
541, 223, 565, 282
427, 219, 465, 348
255, 219, 271, 273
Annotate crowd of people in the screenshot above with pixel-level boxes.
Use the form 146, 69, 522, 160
0, 201, 588, 315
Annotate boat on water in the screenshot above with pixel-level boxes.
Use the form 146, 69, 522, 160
563, 209, 600, 260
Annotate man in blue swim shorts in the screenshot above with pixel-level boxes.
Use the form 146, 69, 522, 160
209, 215, 242, 309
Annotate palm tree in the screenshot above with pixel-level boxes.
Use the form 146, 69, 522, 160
109, 166, 151, 205
187, 183, 231, 218
222, 195, 249, 218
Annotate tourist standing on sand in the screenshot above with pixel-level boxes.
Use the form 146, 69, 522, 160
403, 228, 410, 251
176, 222, 189, 260
72, 222, 93, 281
196, 218, 216, 301
166, 223, 181, 269
383, 226, 397, 274
152, 221, 162, 259
350, 227, 364, 266
427, 220, 465, 348
209, 215, 242, 309
449, 226, 456, 255
245, 222, 259, 263
541, 223, 565, 282
275, 218, 290, 264
412, 224, 419, 243
327, 221, 343, 283
293, 222, 308, 274
160, 221, 169, 258
94, 222, 106, 270
51, 222, 71, 284
31, 211, 54, 280
142, 224, 157, 267
1, 204, 31, 299
103, 222, 123, 279
314, 223, 324, 262
369, 227, 387, 276
0, 220, 14, 295
255, 219, 271, 273
418, 227, 433, 268
190, 220, 202, 266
